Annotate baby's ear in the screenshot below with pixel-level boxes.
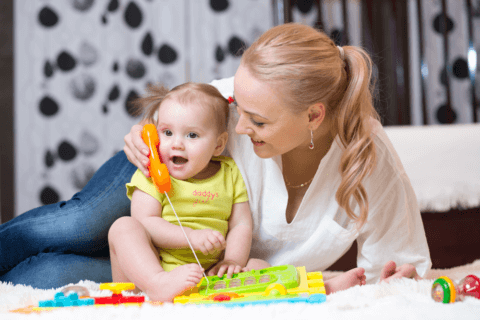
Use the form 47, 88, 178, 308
213, 132, 229, 156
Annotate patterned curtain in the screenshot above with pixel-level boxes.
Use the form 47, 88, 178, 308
409, 0, 480, 125
288, 0, 480, 126
14, 0, 274, 216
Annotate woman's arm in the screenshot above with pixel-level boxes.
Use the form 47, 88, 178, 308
356, 173, 431, 283
207, 201, 253, 277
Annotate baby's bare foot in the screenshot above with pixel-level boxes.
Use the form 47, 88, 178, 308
324, 267, 366, 294
145, 264, 204, 302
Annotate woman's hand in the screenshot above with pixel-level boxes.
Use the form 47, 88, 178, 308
124, 123, 150, 177
379, 261, 422, 283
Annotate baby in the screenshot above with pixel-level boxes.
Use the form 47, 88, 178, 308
108, 82, 367, 302
108, 83, 253, 301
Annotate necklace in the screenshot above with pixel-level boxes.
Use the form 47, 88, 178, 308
285, 176, 315, 189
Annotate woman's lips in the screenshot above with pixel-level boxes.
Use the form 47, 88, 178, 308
251, 138, 265, 146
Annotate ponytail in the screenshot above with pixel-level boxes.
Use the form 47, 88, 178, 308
239, 23, 381, 227
131, 83, 169, 124
333, 46, 380, 228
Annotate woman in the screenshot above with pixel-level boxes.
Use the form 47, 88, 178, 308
0, 23, 429, 289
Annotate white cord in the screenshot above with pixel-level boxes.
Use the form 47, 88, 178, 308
164, 191, 210, 292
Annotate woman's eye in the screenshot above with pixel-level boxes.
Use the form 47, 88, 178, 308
163, 130, 172, 136
251, 119, 264, 127
187, 132, 198, 139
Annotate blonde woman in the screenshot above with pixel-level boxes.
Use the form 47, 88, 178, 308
0, 23, 429, 289
125, 23, 431, 284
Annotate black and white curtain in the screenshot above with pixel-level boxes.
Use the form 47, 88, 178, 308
288, 0, 479, 126
410, 0, 480, 125
14, 0, 274, 216
13, 0, 480, 216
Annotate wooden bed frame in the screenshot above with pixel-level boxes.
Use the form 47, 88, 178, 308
327, 206, 480, 271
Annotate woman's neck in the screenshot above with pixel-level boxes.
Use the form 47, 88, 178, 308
281, 128, 335, 186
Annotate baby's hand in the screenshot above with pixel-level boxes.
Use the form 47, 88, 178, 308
207, 260, 248, 278
188, 229, 226, 255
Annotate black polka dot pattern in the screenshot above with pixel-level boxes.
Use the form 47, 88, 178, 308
210, 0, 229, 12
57, 141, 77, 161
56, 51, 76, 72
436, 104, 457, 124
17, 0, 274, 214
126, 58, 146, 79
40, 186, 60, 205
38, 7, 59, 27
433, 13, 454, 34
124, 2, 143, 29
452, 58, 469, 79
142, 32, 154, 56
71, 0, 95, 12
39, 96, 59, 116
295, 0, 314, 14
158, 44, 178, 64
228, 36, 246, 56
125, 90, 140, 117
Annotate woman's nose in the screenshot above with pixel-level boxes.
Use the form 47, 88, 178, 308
235, 115, 254, 135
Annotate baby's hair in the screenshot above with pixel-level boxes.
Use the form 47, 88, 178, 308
133, 82, 230, 133
242, 23, 380, 228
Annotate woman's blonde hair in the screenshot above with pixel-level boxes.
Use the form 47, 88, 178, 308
241, 23, 380, 227
134, 82, 230, 133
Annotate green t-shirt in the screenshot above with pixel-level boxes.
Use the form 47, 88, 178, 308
126, 156, 249, 271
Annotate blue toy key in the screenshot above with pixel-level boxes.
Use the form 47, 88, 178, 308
39, 292, 94, 308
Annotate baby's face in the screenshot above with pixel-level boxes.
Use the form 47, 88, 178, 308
156, 99, 222, 180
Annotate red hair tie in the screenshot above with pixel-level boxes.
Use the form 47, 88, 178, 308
227, 96, 235, 104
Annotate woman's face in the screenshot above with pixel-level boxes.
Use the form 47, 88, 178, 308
233, 64, 311, 159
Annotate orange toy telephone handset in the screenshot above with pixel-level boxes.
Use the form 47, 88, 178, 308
141, 124, 171, 193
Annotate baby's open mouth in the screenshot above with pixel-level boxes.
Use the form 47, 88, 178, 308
172, 156, 188, 164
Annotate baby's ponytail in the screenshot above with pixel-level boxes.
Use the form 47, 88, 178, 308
333, 46, 381, 228
131, 84, 170, 124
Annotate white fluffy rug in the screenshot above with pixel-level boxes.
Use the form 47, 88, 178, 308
2, 260, 480, 319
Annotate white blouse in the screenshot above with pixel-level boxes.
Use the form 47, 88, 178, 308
211, 77, 432, 283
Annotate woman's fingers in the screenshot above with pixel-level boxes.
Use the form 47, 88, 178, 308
124, 124, 150, 175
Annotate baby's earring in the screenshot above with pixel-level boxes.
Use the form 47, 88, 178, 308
309, 130, 314, 150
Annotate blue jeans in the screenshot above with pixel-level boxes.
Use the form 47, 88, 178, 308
0, 151, 137, 289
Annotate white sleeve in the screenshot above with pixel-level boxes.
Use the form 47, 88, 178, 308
209, 77, 234, 99
356, 171, 432, 284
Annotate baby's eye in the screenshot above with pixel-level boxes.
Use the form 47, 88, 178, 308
163, 130, 172, 136
187, 132, 198, 139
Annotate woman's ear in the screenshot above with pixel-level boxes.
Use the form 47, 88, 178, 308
213, 132, 229, 156
307, 103, 326, 130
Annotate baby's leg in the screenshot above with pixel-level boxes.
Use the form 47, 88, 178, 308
324, 267, 366, 294
108, 217, 203, 301
245, 258, 271, 270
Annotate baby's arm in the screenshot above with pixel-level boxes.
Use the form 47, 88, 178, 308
131, 189, 225, 253
207, 201, 253, 277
